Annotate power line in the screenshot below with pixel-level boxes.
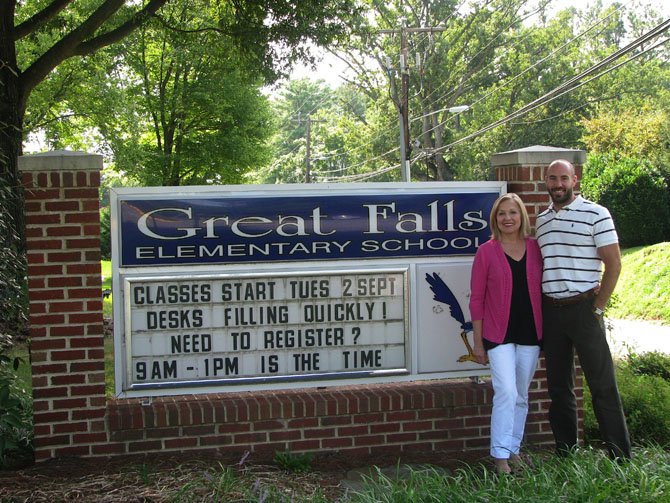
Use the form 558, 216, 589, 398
299, 1, 665, 182
292, 114, 326, 182
378, 25, 448, 181
322, 0, 621, 180
426, 20, 670, 157
412, 0, 628, 129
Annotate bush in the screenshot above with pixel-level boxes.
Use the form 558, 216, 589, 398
0, 181, 28, 337
100, 206, 111, 261
626, 351, 670, 381
581, 154, 670, 247
617, 371, 670, 447
584, 355, 670, 448
0, 334, 33, 467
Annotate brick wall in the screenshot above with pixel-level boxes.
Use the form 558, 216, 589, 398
20, 148, 573, 463
103, 381, 503, 461
20, 152, 108, 461
491, 146, 585, 227
101, 378, 555, 463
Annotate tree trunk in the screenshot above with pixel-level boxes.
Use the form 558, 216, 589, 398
0, 2, 28, 331
1, 1, 24, 185
1, 2, 26, 244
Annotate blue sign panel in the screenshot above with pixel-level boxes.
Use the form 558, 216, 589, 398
118, 191, 498, 266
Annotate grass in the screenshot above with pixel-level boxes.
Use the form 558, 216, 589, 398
345, 446, 670, 503
105, 335, 115, 396
101, 259, 112, 289
101, 259, 112, 317
608, 242, 670, 323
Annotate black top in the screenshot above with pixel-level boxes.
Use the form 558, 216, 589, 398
484, 252, 539, 350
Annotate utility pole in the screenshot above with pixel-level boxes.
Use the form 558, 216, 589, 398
399, 25, 410, 182
305, 115, 312, 183
379, 25, 447, 182
293, 114, 325, 183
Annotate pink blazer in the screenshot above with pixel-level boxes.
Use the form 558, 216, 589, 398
469, 237, 543, 344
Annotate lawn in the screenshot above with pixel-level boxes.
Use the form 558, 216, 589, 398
101, 259, 112, 317
608, 242, 670, 323
101, 259, 112, 289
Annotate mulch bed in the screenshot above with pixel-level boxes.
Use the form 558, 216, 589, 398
1, 455, 342, 502
0, 450, 487, 502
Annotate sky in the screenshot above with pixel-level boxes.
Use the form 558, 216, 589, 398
288, 0, 670, 88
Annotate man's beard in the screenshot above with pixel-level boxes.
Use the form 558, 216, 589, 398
550, 187, 573, 205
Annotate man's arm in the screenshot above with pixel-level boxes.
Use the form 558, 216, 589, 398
595, 242, 622, 312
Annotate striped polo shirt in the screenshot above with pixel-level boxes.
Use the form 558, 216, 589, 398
536, 195, 618, 298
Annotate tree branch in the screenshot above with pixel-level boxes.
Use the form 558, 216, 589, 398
20, 0, 125, 98
14, 0, 73, 40
20, 0, 169, 101
73, 0, 170, 56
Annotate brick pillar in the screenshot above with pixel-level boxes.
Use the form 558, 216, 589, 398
491, 145, 587, 443
19, 150, 107, 461
491, 145, 585, 227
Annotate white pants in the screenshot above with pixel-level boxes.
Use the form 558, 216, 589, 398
488, 343, 540, 459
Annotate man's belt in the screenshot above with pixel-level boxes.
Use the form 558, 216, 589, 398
542, 288, 596, 306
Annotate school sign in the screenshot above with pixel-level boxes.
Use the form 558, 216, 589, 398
111, 182, 505, 397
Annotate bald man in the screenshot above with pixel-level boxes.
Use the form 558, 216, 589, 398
535, 159, 631, 460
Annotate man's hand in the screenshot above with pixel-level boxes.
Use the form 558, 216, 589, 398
595, 243, 622, 311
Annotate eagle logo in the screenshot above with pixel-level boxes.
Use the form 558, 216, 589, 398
425, 272, 478, 363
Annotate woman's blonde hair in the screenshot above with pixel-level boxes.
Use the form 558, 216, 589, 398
489, 193, 531, 241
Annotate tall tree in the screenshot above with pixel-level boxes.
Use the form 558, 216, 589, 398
4, 0, 361, 179
47, 1, 276, 186
327, 0, 550, 181
0, 0, 168, 332
306, 0, 669, 183
0, 0, 360, 329
2, 1, 170, 187
255, 79, 335, 184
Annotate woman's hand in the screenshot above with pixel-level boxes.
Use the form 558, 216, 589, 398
471, 320, 488, 365
473, 341, 488, 365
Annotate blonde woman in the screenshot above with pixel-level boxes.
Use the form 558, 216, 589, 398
469, 193, 543, 474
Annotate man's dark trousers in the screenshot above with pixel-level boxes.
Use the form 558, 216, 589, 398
542, 297, 631, 459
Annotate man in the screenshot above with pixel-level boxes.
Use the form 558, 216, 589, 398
535, 159, 631, 459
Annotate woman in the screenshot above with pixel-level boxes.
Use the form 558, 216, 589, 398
469, 193, 543, 474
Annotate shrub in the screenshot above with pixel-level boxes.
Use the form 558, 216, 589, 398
0, 333, 33, 467
626, 351, 670, 381
617, 371, 670, 447
584, 358, 670, 447
581, 154, 670, 247
100, 206, 111, 261
0, 181, 28, 337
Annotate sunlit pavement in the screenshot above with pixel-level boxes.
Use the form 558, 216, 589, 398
606, 318, 670, 356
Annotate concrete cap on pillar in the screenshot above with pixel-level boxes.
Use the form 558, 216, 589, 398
491, 145, 586, 167
18, 150, 103, 172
